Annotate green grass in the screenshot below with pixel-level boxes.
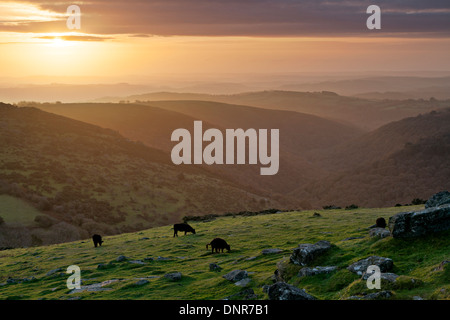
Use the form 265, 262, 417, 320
0, 195, 42, 225
0, 205, 448, 300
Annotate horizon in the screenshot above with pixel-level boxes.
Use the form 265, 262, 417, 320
1, 1, 450, 85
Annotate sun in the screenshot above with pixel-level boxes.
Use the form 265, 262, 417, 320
48, 37, 70, 47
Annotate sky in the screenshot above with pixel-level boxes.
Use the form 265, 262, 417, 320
1, 0, 450, 81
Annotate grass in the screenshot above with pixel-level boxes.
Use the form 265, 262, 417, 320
0, 195, 42, 225
0, 205, 448, 300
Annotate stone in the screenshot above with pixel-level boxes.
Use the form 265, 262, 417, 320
290, 240, 332, 266
361, 272, 399, 283
348, 256, 393, 276
209, 263, 222, 271
234, 278, 252, 287
297, 266, 337, 277
369, 227, 391, 238
362, 290, 393, 300
261, 248, 283, 255
223, 270, 248, 282
267, 282, 317, 300
46, 268, 62, 276
164, 272, 182, 281
434, 260, 450, 271
425, 191, 450, 208
388, 204, 450, 238
116, 255, 128, 262
134, 279, 149, 286
129, 260, 146, 265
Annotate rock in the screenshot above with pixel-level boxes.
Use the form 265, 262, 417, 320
46, 268, 62, 276
134, 280, 149, 286
388, 204, 450, 238
164, 272, 182, 281
297, 266, 337, 277
312, 212, 321, 217
348, 290, 393, 300
157, 256, 171, 261
267, 282, 317, 300
348, 256, 393, 276
361, 272, 399, 282
362, 290, 393, 300
234, 278, 252, 287
223, 270, 248, 282
290, 240, 332, 266
369, 228, 391, 238
129, 260, 145, 265
261, 248, 283, 255
425, 191, 450, 208
116, 255, 128, 262
209, 263, 222, 272
97, 263, 109, 270
434, 260, 450, 271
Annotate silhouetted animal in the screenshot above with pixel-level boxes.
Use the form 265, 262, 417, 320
92, 234, 103, 247
369, 217, 387, 229
206, 238, 230, 253
376, 217, 387, 228
173, 223, 196, 237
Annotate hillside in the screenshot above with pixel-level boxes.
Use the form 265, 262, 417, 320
92, 90, 450, 130
0, 103, 282, 247
36, 101, 362, 197
0, 205, 448, 300
35, 102, 450, 209
295, 109, 450, 208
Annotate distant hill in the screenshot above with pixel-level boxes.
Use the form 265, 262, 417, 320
0, 103, 282, 247
93, 90, 450, 130
37, 101, 363, 198
296, 109, 450, 208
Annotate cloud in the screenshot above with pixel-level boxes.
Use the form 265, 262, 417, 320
35, 35, 113, 42
4, 0, 450, 37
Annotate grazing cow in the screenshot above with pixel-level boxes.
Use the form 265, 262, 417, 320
206, 238, 230, 253
92, 234, 103, 247
369, 217, 387, 229
376, 217, 387, 228
173, 223, 196, 237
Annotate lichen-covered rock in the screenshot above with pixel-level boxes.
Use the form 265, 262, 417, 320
290, 240, 332, 266
388, 204, 450, 238
425, 191, 450, 208
369, 227, 391, 238
267, 282, 317, 300
348, 256, 393, 276
223, 270, 248, 282
297, 266, 337, 277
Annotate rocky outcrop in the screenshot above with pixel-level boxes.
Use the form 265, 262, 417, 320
388, 204, 450, 238
369, 227, 391, 238
223, 270, 248, 282
290, 240, 332, 266
425, 191, 450, 208
347, 256, 393, 276
267, 282, 317, 300
298, 266, 337, 277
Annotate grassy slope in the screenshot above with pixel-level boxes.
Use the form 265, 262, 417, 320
0, 195, 42, 225
0, 205, 448, 300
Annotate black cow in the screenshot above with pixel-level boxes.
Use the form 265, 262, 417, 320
369, 217, 387, 229
92, 234, 103, 247
206, 238, 230, 253
173, 223, 196, 237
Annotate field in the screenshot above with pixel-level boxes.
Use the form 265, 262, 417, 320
0, 205, 448, 300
